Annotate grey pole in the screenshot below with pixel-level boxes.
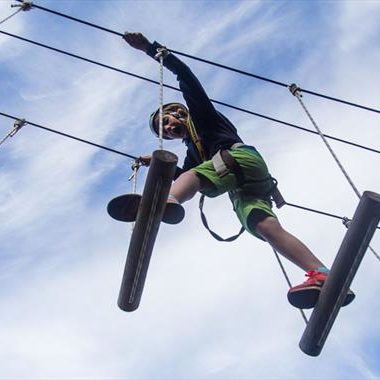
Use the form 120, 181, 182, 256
299, 191, 380, 356
118, 150, 178, 312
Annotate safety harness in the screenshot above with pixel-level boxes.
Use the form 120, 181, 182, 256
199, 144, 286, 242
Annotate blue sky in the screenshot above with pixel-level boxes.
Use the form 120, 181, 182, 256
1, 0, 380, 379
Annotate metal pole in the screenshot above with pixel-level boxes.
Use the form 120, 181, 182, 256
299, 191, 380, 356
118, 150, 178, 312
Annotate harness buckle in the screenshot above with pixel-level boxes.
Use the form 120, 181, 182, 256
212, 150, 230, 177
271, 184, 286, 208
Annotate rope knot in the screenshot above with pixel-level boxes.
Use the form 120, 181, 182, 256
154, 47, 169, 61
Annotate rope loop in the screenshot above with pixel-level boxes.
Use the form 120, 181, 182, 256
154, 47, 169, 61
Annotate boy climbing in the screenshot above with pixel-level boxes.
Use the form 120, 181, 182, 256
121, 32, 355, 310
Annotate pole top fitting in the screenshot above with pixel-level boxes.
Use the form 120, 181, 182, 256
289, 83, 302, 97
342, 216, 351, 228
131, 158, 143, 171
11, 1, 33, 11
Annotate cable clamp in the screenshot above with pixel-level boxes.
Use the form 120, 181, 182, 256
11, 1, 33, 11
154, 47, 169, 60
342, 216, 351, 228
10, 118, 27, 137
289, 83, 302, 97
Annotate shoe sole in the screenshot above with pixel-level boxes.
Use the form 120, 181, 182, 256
107, 194, 185, 224
288, 286, 356, 309
107, 194, 141, 222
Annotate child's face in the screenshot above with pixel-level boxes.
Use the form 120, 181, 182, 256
157, 106, 189, 140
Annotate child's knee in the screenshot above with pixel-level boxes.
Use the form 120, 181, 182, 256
255, 216, 282, 240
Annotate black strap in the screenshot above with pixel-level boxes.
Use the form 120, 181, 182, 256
199, 194, 245, 242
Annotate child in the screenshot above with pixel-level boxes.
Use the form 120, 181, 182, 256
123, 32, 355, 310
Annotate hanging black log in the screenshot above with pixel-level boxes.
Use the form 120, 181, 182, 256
117, 150, 178, 312
300, 191, 380, 356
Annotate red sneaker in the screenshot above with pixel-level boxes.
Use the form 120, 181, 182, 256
287, 270, 355, 309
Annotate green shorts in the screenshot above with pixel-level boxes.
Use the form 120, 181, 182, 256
191, 145, 277, 239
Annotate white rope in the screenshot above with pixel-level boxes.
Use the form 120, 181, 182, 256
128, 159, 142, 231
154, 48, 167, 150
289, 84, 361, 199
0, 7, 22, 25
291, 85, 379, 263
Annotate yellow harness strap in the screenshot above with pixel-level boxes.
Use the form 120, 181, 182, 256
187, 115, 207, 162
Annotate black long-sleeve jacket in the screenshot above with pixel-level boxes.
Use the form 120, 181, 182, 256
147, 42, 243, 176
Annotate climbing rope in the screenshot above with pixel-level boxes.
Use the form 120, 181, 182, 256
0, 118, 26, 146
154, 47, 169, 150
128, 158, 142, 230
272, 248, 308, 325
128, 159, 142, 195
289, 84, 362, 199
290, 84, 379, 262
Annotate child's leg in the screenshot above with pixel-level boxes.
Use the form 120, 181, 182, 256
169, 171, 211, 203
255, 216, 326, 271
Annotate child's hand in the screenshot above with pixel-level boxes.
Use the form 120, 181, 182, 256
123, 32, 151, 53
139, 155, 152, 166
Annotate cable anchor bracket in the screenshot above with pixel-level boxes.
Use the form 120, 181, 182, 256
10, 118, 27, 137
0, 118, 27, 147
342, 216, 351, 228
289, 83, 302, 97
11, 1, 33, 11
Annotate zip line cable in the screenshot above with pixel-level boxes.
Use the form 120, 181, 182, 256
0, 112, 138, 160
285, 201, 379, 231
3, 111, 378, 234
12, 0, 380, 115
1, 30, 379, 157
